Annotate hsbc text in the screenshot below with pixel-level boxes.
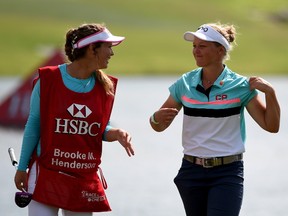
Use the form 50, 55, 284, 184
54, 118, 101, 136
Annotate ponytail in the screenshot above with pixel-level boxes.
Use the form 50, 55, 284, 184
95, 70, 115, 96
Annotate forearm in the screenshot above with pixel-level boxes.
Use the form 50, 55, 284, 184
18, 80, 41, 171
264, 89, 280, 132
18, 115, 40, 171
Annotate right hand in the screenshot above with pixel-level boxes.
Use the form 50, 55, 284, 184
154, 108, 179, 125
14, 170, 28, 192
150, 108, 179, 132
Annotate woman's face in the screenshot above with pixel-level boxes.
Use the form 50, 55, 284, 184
92, 42, 114, 69
192, 37, 223, 67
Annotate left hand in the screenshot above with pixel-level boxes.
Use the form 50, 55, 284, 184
14, 170, 28, 192
249, 76, 274, 94
116, 129, 135, 157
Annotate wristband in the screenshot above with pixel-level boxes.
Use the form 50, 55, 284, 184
150, 113, 159, 124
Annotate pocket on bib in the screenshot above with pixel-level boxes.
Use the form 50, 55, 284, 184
32, 166, 111, 212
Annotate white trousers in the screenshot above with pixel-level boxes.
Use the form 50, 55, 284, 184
28, 163, 93, 216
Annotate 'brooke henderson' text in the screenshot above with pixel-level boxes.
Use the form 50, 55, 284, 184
51, 148, 97, 169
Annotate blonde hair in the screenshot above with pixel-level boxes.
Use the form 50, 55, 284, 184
65, 23, 114, 95
208, 22, 237, 61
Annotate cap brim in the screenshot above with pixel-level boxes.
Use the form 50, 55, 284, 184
184, 31, 215, 42
106, 36, 125, 46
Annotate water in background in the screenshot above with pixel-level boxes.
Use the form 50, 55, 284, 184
1, 76, 287, 216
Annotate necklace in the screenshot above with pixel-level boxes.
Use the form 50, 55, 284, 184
79, 75, 93, 89
202, 79, 213, 85
202, 79, 214, 90
204, 80, 212, 84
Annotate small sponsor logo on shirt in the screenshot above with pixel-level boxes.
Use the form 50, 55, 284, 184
215, 94, 227, 100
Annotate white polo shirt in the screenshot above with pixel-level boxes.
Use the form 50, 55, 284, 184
169, 66, 257, 157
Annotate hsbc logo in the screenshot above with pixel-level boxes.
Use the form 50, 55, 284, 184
67, 103, 92, 118
54, 103, 100, 136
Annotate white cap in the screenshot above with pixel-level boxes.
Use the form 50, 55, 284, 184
184, 24, 230, 51
73, 28, 125, 49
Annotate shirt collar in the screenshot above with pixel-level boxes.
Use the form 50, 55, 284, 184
191, 65, 229, 88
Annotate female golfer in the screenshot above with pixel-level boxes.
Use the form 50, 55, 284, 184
149, 22, 280, 216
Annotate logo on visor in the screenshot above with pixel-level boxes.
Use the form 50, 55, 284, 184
67, 103, 92, 118
198, 26, 208, 32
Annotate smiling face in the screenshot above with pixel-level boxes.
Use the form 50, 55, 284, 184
84, 42, 114, 70
192, 37, 225, 67
94, 42, 114, 69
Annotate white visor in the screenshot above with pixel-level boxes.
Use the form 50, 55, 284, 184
73, 28, 125, 49
184, 25, 230, 51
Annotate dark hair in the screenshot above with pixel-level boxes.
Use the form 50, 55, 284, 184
65, 23, 105, 62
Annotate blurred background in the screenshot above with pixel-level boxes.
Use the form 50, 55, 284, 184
0, 0, 287, 215
0, 0, 288, 77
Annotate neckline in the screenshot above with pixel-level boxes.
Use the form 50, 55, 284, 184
60, 64, 96, 94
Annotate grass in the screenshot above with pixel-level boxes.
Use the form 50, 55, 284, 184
0, 0, 287, 77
